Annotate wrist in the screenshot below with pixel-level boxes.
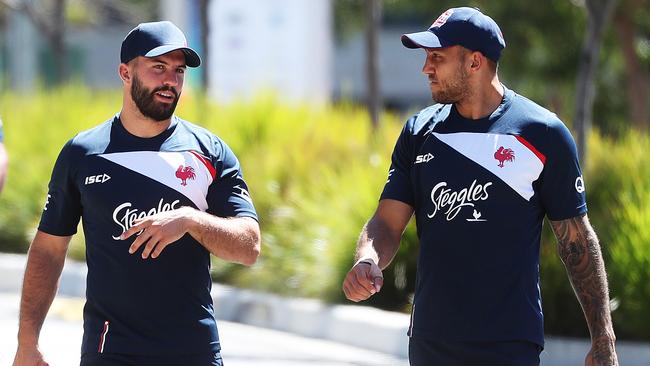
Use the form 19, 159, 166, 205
16, 332, 39, 349
181, 206, 200, 234
591, 333, 616, 349
354, 257, 378, 267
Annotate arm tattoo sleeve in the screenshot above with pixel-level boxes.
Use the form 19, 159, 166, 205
550, 214, 617, 364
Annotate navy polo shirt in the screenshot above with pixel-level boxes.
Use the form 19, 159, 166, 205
381, 87, 586, 347
39, 115, 257, 355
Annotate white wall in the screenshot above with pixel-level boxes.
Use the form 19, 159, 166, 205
208, 0, 332, 103
5, 12, 39, 91
68, 26, 132, 88
334, 26, 432, 110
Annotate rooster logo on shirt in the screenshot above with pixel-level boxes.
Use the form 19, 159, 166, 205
175, 165, 196, 186
494, 146, 515, 168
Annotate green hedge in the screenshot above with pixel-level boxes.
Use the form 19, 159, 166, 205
1, 86, 648, 340
537, 132, 650, 339
0, 86, 398, 301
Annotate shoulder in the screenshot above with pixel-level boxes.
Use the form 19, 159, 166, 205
57, 117, 115, 163
507, 92, 577, 156
509, 92, 565, 130
69, 117, 114, 153
174, 117, 233, 159
405, 103, 452, 136
175, 117, 215, 138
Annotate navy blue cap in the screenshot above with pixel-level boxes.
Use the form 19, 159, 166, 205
401, 7, 506, 62
120, 21, 201, 67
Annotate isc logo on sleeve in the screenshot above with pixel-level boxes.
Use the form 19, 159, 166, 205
85, 173, 111, 185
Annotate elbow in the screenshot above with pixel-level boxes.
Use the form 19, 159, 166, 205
243, 245, 260, 266
241, 225, 261, 266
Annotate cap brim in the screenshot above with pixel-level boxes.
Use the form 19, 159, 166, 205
401, 30, 447, 49
145, 45, 201, 67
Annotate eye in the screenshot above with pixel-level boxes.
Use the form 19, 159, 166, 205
153, 64, 165, 70
177, 68, 186, 74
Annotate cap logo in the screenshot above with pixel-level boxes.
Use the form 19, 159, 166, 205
431, 9, 454, 28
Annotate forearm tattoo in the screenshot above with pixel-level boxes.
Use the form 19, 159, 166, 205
550, 215, 617, 364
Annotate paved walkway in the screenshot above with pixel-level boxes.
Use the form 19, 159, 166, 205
2, 253, 650, 365
0, 294, 408, 366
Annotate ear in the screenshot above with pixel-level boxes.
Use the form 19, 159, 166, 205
469, 52, 482, 71
118, 63, 131, 83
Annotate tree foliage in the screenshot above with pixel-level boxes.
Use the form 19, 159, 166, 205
335, 0, 649, 133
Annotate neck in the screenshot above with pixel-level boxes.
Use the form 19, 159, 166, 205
119, 97, 172, 138
454, 75, 504, 120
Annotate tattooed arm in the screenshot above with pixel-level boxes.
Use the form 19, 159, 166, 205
550, 214, 618, 366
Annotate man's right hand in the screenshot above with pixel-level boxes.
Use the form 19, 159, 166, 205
342, 259, 384, 302
13, 345, 49, 366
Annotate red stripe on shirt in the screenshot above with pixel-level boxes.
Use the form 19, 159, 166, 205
515, 135, 546, 164
189, 150, 217, 180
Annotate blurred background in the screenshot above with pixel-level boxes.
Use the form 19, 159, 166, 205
0, 0, 649, 352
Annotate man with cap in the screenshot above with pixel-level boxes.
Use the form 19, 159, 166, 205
13, 21, 260, 366
342, 7, 617, 366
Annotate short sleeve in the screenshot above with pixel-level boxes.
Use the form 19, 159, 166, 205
539, 121, 587, 221
38, 140, 83, 236
380, 117, 416, 206
206, 140, 258, 220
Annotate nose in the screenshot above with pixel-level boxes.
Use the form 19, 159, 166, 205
163, 70, 181, 88
422, 53, 434, 76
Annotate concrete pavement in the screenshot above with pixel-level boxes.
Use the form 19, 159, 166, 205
0, 293, 409, 366
2, 253, 650, 365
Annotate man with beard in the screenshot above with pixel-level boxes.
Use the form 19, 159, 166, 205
13, 21, 260, 366
342, 7, 618, 366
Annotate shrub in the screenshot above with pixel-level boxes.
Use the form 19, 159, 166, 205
0, 85, 117, 253
585, 132, 650, 339
180, 95, 401, 299
539, 131, 650, 340
2, 87, 649, 340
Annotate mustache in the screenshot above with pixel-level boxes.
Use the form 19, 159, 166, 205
152, 86, 178, 98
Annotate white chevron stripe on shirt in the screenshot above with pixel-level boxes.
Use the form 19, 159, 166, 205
100, 151, 213, 210
433, 132, 545, 201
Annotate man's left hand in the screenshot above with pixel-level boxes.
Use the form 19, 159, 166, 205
121, 206, 195, 259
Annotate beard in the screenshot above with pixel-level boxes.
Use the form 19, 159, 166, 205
430, 63, 470, 104
131, 73, 180, 122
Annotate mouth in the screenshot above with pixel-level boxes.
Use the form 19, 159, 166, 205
153, 90, 177, 103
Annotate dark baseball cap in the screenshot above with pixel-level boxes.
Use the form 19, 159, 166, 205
401, 7, 506, 62
120, 21, 201, 67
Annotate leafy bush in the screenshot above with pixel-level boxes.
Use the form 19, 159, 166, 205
0, 87, 401, 302
180, 95, 400, 300
539, 131, 650, 340
585, 132, 650, 339
1, 86, 649, 340
0, 85, 115, 254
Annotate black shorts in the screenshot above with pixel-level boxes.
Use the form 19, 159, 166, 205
409, 336, 541, 366
80, 351, 223, 366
